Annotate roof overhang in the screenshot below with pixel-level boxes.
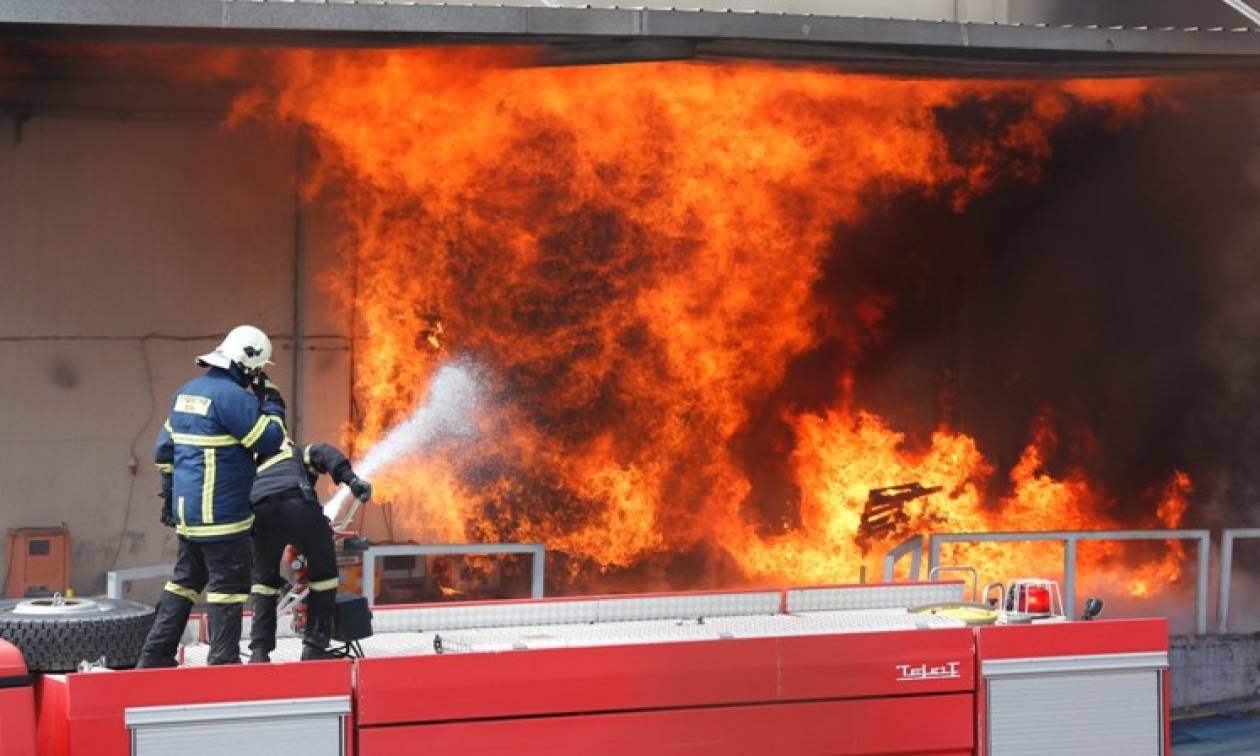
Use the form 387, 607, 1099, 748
1, 0, 1260, 77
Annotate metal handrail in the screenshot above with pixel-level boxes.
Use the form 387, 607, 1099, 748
882, 534, 924, 582
106, 542, 547, 607
106, 563, 176, 599
929, 565, 978, 602
928, 530, 1210, 634
361, 543, 546, 606
881, 529, 1211, 634
1217, 528, 1260, 633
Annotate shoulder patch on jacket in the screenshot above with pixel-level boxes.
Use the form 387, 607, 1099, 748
174, 394, 213, 416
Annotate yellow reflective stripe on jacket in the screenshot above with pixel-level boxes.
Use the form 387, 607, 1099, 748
155, 463, 173, 474
164, 582, 199, 602
251, 584, 282, 596
177, 496, 187, 528
164, 419, 173, 433
258, 446, 293, 473
207, 593, 249, 604
303, 444, 314, 472
170, 431, 239, 447
241, 415, 278, 449
201, 449, 216, 524
175, 515, 254, 539
309, 577, 340, 592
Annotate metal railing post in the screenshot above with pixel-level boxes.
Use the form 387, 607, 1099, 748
1219, 530, 1236, 633
882, 554, 896, 583
530, 545, 546, 598
1063, 537, 1077, 620
362, 547, 377, 607
1197, 532, 1211, 635
881, 535, 923, 582
928, 534, 941, 575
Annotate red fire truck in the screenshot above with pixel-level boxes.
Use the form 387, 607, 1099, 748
0, 578, 1167, 755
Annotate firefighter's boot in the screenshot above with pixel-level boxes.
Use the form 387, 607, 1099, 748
247, 592, 278, 664
135, 591, 193, 669
206, 602, 245, 665
300, 588, 337, 661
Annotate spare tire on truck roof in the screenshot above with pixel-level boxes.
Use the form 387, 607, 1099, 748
0, 595, 155, 672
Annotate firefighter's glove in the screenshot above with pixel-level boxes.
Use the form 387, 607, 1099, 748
349, 476, 373, 503
256, 381, 287, 419
260, 395, 286, 421
159, 471, 175, 528
250, 370, 271, 396
159, 493, 176, 529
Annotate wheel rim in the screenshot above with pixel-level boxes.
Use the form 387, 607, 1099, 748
11, 593, 101, 615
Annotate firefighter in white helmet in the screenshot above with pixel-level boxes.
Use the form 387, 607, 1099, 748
137, 325, 287, 667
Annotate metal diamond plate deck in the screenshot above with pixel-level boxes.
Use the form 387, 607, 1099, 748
183, 606, 964, 665
786, 583, 964, 613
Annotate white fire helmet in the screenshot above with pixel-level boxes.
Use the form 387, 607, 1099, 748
196, 325, 274, 373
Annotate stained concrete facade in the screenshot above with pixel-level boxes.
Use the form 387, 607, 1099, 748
0, 114, 351, 597
1172, 635, 1260, 710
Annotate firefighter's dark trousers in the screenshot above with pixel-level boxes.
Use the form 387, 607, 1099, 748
136, 535, 252, 667
249, 489, 340, 658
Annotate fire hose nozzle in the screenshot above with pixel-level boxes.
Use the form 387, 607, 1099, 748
342, 535, 372, 552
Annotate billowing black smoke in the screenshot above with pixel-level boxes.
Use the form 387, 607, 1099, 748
736, 88, 1260, 538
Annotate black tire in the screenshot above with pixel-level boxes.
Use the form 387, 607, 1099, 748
0, 598, 155, 672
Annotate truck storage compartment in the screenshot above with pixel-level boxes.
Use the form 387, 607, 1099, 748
977, 619, 1169, 756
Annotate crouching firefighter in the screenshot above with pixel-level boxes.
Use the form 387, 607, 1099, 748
137, 326, 286, 668
248, 440, 372, 662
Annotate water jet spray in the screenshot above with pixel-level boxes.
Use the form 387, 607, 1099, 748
323, 360, 483, 529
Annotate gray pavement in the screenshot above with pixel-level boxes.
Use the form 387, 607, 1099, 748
1174, 714, 1260, 754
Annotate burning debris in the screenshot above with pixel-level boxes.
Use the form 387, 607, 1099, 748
856, 483, 942, 553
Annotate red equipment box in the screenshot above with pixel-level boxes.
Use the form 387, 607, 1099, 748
4, 527, 69, 598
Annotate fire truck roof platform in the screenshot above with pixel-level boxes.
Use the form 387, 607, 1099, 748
30, 581, 1173, 755
3, 0, 1260, 77
187, 582, 971, 664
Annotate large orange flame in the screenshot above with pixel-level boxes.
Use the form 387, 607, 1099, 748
238, 48, 1185, 595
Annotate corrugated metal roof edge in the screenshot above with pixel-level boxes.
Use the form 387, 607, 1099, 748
1, 0, 1259, 59
223, 0, 1260, 34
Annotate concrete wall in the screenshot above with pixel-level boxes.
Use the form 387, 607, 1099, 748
1172, 635, 1260, 710
0, 114, 350, 599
